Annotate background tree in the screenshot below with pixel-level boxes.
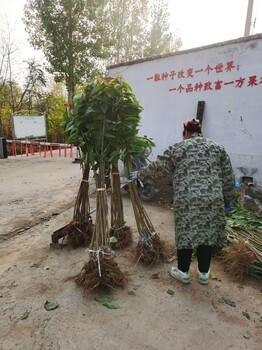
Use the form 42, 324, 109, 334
107, 0, 181, 63
35, 83, 67, 142
144, 0, 182, 57
1, 58, 46, 113
22, 59, 46, 112
23, 0, 111, 104
106, 0, 150, 63
0, 82, 14, 138
0, 24, 18, 137
0, 21, 67, 142
0, 32, 46, 138
23, 0, 181, 102
0, 61, 53, 139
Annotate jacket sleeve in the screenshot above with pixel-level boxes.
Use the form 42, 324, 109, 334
220, 147, 235, 204
138, 145, 175, 181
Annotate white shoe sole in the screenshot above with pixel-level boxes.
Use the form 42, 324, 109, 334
169, 270, 191, 284
198, 279, 209, 285
197, 269, 210, 285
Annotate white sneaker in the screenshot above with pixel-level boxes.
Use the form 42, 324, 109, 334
169, 267, 190, 284
197, 269, 210, 285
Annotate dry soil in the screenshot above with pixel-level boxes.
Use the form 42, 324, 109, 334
0, 152, 261, 350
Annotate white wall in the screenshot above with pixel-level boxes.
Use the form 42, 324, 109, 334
108, 34, 262, 185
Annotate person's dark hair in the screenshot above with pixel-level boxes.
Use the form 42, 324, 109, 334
183, 118, 202, 134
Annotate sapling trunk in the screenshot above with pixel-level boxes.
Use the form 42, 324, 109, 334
109, 162, 132, 249
75, 163, 128, 293
90, 162, 109, 250
51, 163, 93, 248
126, 156, 170, 264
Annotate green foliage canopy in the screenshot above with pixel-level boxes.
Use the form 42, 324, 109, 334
63, 76, 154, 168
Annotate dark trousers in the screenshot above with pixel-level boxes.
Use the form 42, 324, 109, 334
177, 245, 212, 273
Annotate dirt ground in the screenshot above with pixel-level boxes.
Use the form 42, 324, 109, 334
0, 152, 261, 350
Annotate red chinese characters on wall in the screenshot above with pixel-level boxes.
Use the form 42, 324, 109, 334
146, 59, 261, 94
168, 76, 260, 94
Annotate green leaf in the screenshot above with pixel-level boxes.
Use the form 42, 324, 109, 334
73, 94, 83, 103
105, 133, 116, 139
95, 296, 112, 303
103, 302, 120, 309
20, 310, 30, 320
242, 311, 250, 320
167, 289, 175, 295
210, 272, 218, 280
110, 236, 118, 244
95, 296, 120, 309
99, 101, 109, 114
166, 255, 176, 263
44, 301, 59, 311
243, 330, 251, 339
222, 297, 236, 307
93, 115, 105, 121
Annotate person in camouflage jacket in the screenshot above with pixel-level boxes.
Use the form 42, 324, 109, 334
131, 118, 235, 284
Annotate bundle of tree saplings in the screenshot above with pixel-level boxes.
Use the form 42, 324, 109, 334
75, 162, 127, 293
109, 162, 133, 249
223, 194, 262, 280
125, 144, 170, 265
105, 79, 170, 263
100, 76, 152, 250
103, 77, 144, 249
51, 108, 93, 248
66, 163, 94, 247
67, 77, 147, 291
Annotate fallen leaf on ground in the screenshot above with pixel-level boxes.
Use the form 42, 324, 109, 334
221, 297, 236, 307
211, 300, 217, 309
128, 291, 136, 296
166, 256, 176, 263
242, 311, 250, 320
44, 301, 59, 311
243, 330, 251, 339
95, 296, 120, 309
167, 289, 175, 295
20, 311, 30, 320
210, 272, 217, 280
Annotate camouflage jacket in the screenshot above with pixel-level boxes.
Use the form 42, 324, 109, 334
139, 134, 235, 249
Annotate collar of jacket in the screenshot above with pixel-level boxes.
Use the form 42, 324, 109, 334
189, 133, 202, 138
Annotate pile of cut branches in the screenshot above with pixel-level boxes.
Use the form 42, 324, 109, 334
223, 192, 262, 280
